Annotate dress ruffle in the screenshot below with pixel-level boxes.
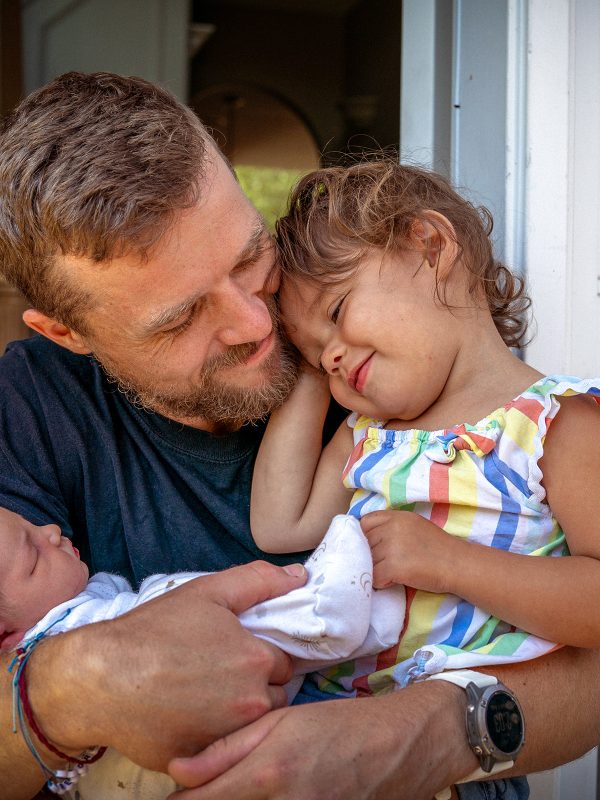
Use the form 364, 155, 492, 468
424, 423, 502, 463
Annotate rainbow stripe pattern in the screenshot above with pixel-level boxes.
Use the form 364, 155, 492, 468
312, 376, 600, 697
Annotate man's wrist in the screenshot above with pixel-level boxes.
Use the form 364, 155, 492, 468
405, 679, 481, 792
373, 679, 479, 798
27, 626, 105, 759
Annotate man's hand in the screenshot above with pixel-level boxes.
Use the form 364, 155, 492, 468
26, 561, 307, 773
166, 683, 474, 800
361, 510, 458, 592
165, 647, 600, 800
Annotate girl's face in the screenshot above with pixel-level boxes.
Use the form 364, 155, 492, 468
279, 247, 469, 422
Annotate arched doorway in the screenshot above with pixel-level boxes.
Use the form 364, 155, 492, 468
192, 83, 321, 228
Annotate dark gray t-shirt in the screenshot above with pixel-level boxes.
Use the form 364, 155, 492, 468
0, 336, 308, 587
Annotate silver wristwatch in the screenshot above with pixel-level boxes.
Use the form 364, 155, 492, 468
428, 670, 525, 800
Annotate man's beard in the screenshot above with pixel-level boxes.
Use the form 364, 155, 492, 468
95, 323, 301, 427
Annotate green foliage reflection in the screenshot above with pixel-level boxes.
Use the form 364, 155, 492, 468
236, 165, 304, 231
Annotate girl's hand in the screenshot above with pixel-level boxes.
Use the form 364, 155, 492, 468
298, 362, 331, 386
361, 510, 460, 593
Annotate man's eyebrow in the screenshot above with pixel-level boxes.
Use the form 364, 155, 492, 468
141, 219, 269, 336
142, 295, 200, 335
233, 218, 270, 269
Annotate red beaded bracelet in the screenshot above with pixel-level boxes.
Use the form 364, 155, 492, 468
8, 613, 107, 794
18, 654, 107, 766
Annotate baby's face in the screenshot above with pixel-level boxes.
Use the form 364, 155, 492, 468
0, 508, 89, 640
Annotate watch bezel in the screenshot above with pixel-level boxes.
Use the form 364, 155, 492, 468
465, 682, 525, 769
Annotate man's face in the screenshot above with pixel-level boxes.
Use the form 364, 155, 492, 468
59, 151, 298, 430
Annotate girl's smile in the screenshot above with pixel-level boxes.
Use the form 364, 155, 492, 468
279, 245, 471, 424
348, 354, 374, 394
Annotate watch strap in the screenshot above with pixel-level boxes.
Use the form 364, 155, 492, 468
427, 669, 497, 690
434, 761, 514, 800
429, 671, 509, 800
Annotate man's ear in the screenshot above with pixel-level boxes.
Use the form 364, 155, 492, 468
411, 210, 457, 277
22, 309, 92, 355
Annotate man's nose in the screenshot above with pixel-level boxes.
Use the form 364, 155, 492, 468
216, 289, 274, 347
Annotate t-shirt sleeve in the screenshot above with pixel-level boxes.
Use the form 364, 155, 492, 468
0, 342, 74, 533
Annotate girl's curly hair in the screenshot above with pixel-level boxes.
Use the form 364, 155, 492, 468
276, 158, 530, 348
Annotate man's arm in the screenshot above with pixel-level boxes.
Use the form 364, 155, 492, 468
168, 646, 600, 799
0, 561, 307, 800
491, 647, 600, 774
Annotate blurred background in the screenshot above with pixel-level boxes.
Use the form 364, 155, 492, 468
1, 0, 599, 436
0, 2, 600, 795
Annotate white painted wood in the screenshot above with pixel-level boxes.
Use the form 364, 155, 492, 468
523, 0, 600, 376
451, 0, 509, 257
528, 767, 560, 800
529, 749, 598, 800
504, 0, 527, 275
21, 0, 190, 100
522, 0, 571, 372
400, 0, 452, 173
563, 0, 600, 375
400, 0, 437, 168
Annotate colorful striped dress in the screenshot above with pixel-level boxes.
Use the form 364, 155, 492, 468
312, 375, 600, 697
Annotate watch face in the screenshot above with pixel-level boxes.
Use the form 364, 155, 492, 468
486, 690, 524, 755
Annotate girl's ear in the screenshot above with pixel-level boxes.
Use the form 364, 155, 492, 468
411, 211, 458, 278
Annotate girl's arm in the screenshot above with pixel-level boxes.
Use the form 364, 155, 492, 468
363, 394, 600, 648
251, 370, 354, 553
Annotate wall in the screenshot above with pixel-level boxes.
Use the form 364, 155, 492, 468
344, 0, 401, 149
191, 3, 346, 154
22, 0, 190, 99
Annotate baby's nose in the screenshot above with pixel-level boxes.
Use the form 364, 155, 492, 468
43, 523, 62, 545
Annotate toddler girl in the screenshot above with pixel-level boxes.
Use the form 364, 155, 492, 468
251, 159, 600, 695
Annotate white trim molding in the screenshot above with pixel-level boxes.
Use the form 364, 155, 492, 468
523, 0, 600, 376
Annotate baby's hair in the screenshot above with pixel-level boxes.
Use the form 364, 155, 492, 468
276, 157, 530, 348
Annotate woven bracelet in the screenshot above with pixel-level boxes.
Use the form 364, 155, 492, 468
8, 612, 107, 795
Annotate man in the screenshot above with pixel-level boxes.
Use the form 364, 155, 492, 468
0, 72, 598, 800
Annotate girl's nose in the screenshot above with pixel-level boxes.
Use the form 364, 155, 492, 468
321, 342, 345, 374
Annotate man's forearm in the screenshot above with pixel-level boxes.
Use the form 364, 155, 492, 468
167, 679, 480, 799
167, 645, 600, 800
489, 646, 600, 775
0, 561, 306, 800
378, 645, 600, 792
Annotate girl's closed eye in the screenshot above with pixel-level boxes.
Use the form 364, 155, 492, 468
329, 293, 348, 324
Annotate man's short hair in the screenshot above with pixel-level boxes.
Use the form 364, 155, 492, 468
0, 72, 213, 332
